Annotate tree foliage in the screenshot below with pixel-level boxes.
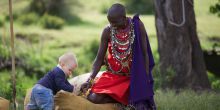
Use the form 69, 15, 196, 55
28, 0, 80, 21
210, 0, 220, 17
122, 0, 154, 14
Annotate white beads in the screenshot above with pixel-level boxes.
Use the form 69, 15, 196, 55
107, 19, 135, 74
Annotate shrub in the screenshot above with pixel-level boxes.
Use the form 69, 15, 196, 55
21, 53, 55, 78
0, 44, 10, 59
40, 14, 65, 29
16, 33, 40, 43
83, 40, 99, 61
122, 0, 154, 14
74, 40, 100, 75
17, 13, 39, 25
0, 70, 37, 107
210, 0, 220, 17
212, 80, 220, 90
100, 4, 109, 14
0, 16, 5, 27
28, 0, 80, 21
5, 13, 18, 21
0, 72, 12, 100
207, 72, 220, 90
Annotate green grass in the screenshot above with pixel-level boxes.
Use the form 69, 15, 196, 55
155, 89, 220, 110
194, 0, 218, 16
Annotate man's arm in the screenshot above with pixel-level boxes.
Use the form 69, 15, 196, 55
80, 27, 109, 93
139, 20, 150, 75
89, 27, 110, 79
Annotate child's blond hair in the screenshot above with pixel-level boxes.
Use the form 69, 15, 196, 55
59, 52, 78, 67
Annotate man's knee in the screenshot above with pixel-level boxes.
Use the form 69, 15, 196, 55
87, 93, 104, 104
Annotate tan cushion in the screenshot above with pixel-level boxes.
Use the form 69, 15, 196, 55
24, 89, 117, 110
24, 72, 118, 110
54, 91, 117, 110
0, 97, 9, 110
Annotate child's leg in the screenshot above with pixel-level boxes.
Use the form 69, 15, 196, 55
33, 84, 54, 110
26, 85, 39, 110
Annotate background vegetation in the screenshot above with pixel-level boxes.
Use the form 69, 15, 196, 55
0, 0, 220, 109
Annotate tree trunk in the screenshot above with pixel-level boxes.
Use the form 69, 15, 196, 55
154, 0, 211, 90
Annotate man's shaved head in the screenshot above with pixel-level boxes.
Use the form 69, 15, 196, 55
107, 3, 126, 18
107, 3, 127, 29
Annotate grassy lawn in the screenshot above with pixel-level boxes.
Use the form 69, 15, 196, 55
155, 89, 220, 110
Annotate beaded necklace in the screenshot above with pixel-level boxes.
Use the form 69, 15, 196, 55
108, 19, 135, 74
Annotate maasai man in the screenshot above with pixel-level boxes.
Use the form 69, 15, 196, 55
80, 3, 156, 110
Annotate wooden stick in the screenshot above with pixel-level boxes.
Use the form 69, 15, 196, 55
8, 0, 16, 109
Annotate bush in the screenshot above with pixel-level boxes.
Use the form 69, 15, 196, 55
0, 70, 37, 108
207, 72, 220, 90
16, 69, 37, 100
210, 0, 220, 17
17, 13, 39, 25
83, 40, 99, 61
0, 16, 5, 27
74, 40, 100, 75
122, 0, 154, 14
20, 52, 56, 78
40, 14, 65, 29
100, 4, 110, 14
0, 44, 10, 59
16, 33, 40, 43
212, 80, 220, 90
152, 65, 162, 90
0, 72, 12, 100
28, 0, 80, 21
5, 13, 18, 21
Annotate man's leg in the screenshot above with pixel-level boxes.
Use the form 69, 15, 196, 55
87, 92, 118, 104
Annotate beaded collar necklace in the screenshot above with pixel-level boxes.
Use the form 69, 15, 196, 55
108, 18, 135, 74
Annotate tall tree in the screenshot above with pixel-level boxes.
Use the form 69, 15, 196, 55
154, 0, 211, 89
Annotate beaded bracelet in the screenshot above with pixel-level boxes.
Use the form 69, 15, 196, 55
87, 77, 94, 84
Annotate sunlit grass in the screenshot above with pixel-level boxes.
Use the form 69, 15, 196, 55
155, 89, 220, 110
197, 15, 220, 37
194, 0, 218, 16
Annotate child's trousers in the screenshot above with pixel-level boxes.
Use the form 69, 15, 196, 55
27, 84, 54, 110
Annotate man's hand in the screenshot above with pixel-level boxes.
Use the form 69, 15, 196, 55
80, 82, 92, 93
